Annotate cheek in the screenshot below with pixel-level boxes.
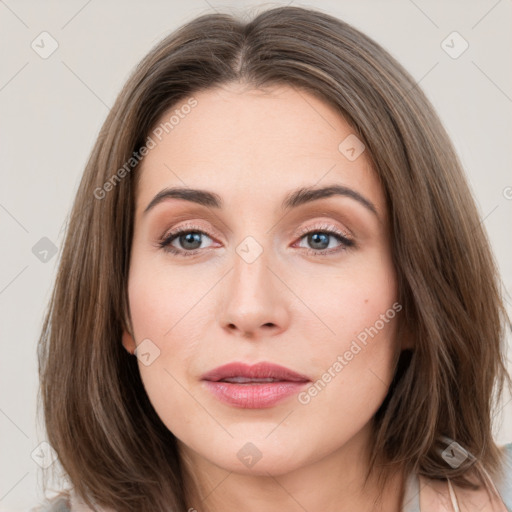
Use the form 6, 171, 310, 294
127, 256, 203, 341
293, 252, 399, 409
294, 305, 399, 453
126, 258, 210, 422
300, 250, 397, 351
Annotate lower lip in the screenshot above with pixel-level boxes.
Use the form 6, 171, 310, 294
202, 380, 309, 408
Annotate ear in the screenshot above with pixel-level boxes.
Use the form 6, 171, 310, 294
122, 329, 136, 355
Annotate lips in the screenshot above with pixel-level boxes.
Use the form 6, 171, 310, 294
201, 362, 310, 383
201, 362, 311, 408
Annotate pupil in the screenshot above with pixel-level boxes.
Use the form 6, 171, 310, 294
181, 232, 202, 250
309, 233, 328, 250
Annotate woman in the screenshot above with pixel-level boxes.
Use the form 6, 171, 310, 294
35, 5, 512, 511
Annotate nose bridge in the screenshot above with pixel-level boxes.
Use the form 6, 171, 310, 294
232, 235, 275, 311
218, 232, 288, 337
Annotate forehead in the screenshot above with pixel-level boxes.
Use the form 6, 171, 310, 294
135, 83, 384, 217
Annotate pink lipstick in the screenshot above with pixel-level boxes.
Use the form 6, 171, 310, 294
201, 362, 310, 409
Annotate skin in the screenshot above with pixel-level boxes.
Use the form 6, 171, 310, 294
122, 83, 410, 512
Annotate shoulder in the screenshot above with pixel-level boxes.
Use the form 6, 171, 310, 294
30, 493, 72, 512
418, 442, 512, 511
30, 488, 102, 512
494, 441, 512, 507
407, 443, 512, 512
448, 442, 512, 510
32, 488, 116, 512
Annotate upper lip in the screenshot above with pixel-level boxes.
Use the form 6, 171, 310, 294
201, 362, 311, 383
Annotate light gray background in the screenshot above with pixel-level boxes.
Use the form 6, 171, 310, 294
1, 0, 511, 510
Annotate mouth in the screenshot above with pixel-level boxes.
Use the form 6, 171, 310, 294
201, 362, 311, 408
218, 377, 287, 383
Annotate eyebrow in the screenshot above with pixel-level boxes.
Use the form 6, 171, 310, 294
143, 184, 378, 216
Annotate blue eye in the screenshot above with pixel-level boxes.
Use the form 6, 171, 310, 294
296, 229, 354, 255
158, 228, 213, 257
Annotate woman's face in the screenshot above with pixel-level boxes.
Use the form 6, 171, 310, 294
123, 83, 402, 477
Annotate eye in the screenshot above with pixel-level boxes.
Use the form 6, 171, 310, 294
158, 223, 215, 257
294, 223, 354, 256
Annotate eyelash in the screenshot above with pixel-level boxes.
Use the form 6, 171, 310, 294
157, 222, 354, 258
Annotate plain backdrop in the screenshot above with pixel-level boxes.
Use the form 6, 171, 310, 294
1, 0, 511, 510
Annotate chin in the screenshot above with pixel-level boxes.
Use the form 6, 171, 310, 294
178, 431, 321, 477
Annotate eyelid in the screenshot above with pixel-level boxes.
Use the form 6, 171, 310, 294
159, 219, 352, 243
159, 220, 219, 243
293, 221, 353, 241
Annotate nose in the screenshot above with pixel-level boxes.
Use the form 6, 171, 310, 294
217, 244, 290, 339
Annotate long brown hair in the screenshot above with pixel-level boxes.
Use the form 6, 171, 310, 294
37, 5, 511, 510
